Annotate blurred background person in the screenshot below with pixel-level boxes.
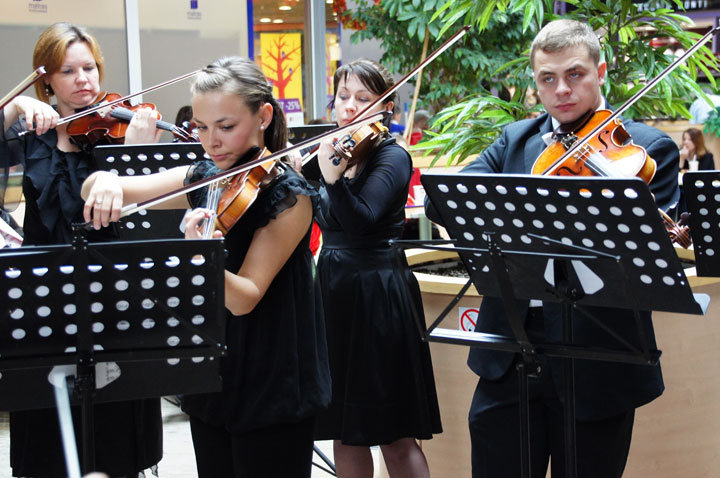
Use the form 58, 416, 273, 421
679, 127, 715, 171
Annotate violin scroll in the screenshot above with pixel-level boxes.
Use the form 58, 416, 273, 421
662, 211, 692, 249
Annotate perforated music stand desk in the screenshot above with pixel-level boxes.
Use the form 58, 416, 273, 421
682, 170, 720, 277
0, 235, 226, 473
391, 173, 708, 478
94, 143, 208, 239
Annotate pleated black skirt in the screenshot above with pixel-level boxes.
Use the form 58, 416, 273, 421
314, 246, 442, 446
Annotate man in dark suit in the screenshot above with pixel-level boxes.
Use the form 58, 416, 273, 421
426, 19, 680, 477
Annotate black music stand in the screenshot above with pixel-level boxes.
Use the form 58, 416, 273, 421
94, 143, 208, 239
682, 170, 720, 277
391, 173, 708, 478
0, 231, 226, 474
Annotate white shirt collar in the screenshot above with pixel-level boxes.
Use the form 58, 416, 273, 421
542, 98, 607, 146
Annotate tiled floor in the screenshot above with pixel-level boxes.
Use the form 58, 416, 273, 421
0, 400, 379, 477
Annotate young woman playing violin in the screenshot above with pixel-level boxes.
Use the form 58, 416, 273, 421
312, 59, 442, 478
82, 56, 331, 478
0, 22, 162, 478
426, 19, 679, 478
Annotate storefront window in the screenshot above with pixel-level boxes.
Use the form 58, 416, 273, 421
252, 0, 340, 124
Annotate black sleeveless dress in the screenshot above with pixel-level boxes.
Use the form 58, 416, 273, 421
181, 161, 331, 434
313, 139, 442, 445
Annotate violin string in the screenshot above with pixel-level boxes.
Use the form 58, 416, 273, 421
547, 142, 611, 177
202, 181, 222, 239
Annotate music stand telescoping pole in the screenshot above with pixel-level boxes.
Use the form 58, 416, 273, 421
391, 173, 708, 478
0, 229, 227, 475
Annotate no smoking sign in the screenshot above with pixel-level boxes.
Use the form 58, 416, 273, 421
459, 307, 479, 332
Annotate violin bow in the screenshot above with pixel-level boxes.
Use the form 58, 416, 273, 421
541, 25, 720, 176
0, 67, 46, 111
117, 110, 391, 219
59, 69, 201, 125
300, 26, 470, 167
18, 69, 201, 137
357, 26, 470, 124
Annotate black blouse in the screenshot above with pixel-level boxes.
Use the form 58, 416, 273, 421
315, 138, 412, 248
0, 110, 115, 245
681, 151, 715, 171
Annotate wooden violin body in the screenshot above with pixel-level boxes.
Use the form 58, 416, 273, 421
330, 121, 389, 167
532, 109, 656, 184
66, 91, 196, 148
211, 148, 283, 235
531, 109, 690, 248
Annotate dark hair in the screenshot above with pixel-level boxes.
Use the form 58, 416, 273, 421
191, 56, 287, 152
329, 59, 395, 127
174, 105, 193, 127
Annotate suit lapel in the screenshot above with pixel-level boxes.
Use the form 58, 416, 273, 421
524, 114, 554, 174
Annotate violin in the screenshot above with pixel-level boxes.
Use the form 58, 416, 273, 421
329, 121, 389, 167
203, 147, 285, 236
531, 109, 690, 247
66, 91, 197, 148
18, 69, 201, 141
532, 109, 656, 183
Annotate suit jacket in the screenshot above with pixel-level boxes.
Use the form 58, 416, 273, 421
427, 112, 680, 420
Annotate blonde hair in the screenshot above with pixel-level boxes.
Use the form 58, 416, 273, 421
33, 22, 105, 103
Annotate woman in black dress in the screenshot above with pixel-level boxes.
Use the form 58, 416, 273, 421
313, 59, 442, 477
1, 22, 161, 478
82, 56, 331, 478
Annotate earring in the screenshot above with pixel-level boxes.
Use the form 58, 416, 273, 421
260, 125, 265, 130
45, 84, 52, 96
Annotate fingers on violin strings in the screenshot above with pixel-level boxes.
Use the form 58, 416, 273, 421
184, 209, 205, 231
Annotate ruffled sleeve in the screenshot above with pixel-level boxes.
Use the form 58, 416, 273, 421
254, 166, 319, 229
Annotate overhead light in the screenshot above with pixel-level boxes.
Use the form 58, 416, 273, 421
260, 17, 272, 23
279, 5, 291, 10
273, 19, 284, 23
326, 0, 332, 3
